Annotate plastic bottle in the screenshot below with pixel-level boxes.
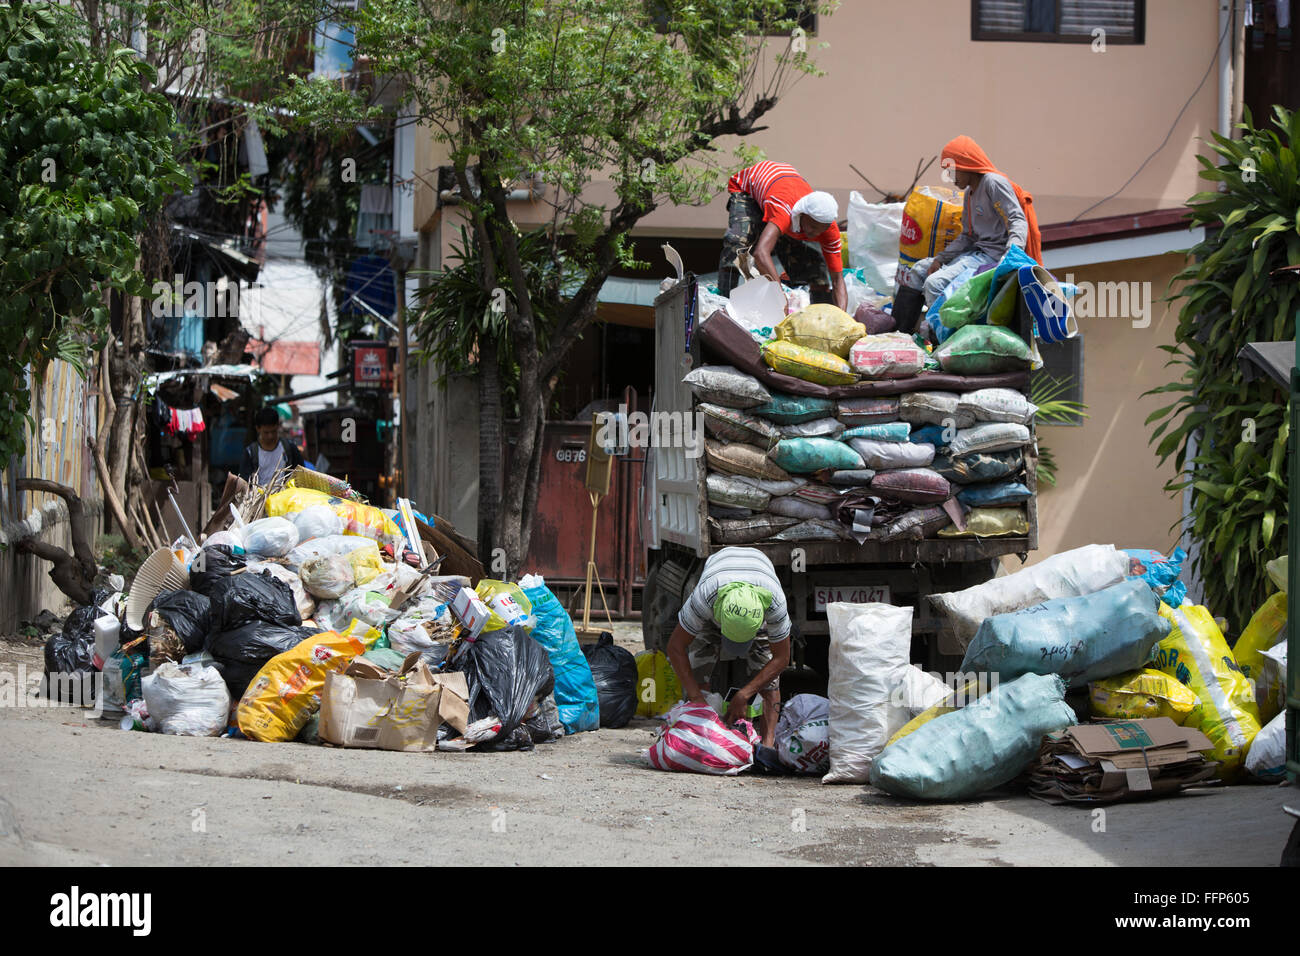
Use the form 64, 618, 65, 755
92, 614, 120, 671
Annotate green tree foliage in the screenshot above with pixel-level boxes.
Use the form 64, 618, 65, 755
281, 0, 835, 569
1146, 106, 1300, 630
0, 0, 190, 464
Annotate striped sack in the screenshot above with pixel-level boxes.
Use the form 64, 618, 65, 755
645, 702, 760, 775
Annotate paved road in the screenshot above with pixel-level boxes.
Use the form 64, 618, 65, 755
1, 638, 1293, 866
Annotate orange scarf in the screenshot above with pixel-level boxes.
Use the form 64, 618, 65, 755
941, 135, 1042, 265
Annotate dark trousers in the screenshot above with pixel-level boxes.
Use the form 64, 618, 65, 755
718, 193, 830, 296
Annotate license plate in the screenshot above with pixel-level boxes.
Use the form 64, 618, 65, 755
814, 586, 891, 611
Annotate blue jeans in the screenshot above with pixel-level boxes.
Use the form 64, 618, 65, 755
910, 251, 997, 308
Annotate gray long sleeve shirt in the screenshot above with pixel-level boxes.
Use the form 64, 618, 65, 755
936, 172, 1029, 265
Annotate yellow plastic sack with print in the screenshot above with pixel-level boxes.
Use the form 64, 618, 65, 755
898, 185, 965, 267
634, 650, 683, 717
236, 620, 381, 742
1088, 668, 1199, 723
265, 486, 333, 517
1235, 591, 1287, 723
474, 580, 533, 632
761, 340, 857, 386
885, 680, 981, 747
1153, 603, 1261, 780
334, 500, 402, 545
775, 305, 866, 359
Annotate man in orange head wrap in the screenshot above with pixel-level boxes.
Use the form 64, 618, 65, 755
907, 135, 1042, 308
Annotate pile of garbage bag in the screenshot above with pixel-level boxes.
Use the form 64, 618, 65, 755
42, 477, 639, 756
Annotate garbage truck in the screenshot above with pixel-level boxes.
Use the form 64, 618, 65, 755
638, 276, 1040, 684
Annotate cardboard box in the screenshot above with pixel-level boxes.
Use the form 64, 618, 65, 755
1028, 718, 1218, 805
319, 653, 470, 752
450, 586, 492, 639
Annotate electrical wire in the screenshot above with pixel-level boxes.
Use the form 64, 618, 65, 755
1071, 13, 1231, 222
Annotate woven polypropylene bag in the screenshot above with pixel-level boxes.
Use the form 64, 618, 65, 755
645, 701, 760, 775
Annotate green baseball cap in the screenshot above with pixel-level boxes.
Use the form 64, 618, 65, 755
712, 582, 773, 644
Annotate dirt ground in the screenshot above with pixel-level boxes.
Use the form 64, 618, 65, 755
0, 627, 1295, 867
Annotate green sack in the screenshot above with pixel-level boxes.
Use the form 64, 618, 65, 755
769, 437, 865, 474
938, 268, 997, 330
933, 325, 1033, 375
751, 393, 835, 424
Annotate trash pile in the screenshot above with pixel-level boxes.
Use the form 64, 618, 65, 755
690, 304, 1038, 545
43, 466, 643, 752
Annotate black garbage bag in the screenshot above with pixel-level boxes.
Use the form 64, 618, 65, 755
189, 545, 247, 597
581, 632, 638, 728
43, 603, 99, 702
207, 622, 318, 698
207, 571, 301, 631
145, 589, 212, 653
447, 624, 555, 748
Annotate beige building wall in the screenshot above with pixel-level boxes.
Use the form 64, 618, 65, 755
1028, 252, 1189, 564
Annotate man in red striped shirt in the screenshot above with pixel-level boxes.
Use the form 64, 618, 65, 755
721, 161, 847, 311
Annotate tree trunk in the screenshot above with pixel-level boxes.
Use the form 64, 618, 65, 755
477, 336, 503, 571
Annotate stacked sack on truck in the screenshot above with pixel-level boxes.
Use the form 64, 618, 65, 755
689, 303, 1036, 544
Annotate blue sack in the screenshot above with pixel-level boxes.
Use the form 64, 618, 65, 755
522, 581, 600, 733
870, 673, 1075, 801
960, 578, 1170, 687
956, 480, 1032, 507
770, 437, 865, 474
842, 422, 910, 443
909, 424, 950, 448
1124, 547, 1187, 608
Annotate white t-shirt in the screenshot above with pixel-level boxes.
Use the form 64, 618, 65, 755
256, 444, 285, 485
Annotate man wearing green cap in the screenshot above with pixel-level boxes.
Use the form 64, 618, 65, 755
665, 547, 792, 747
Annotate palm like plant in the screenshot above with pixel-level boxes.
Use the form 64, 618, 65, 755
1030, 372, 1088, 487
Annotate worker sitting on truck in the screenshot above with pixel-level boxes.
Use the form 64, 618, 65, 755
238, 406, 305, 486
664, 546, 792, 748
720, 161, 847, 312
906, 135, 1043, 307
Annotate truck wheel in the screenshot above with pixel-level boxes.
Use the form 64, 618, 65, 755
642, 554, 691, 653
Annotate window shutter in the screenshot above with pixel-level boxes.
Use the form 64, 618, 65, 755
1059, 0, 1138, 37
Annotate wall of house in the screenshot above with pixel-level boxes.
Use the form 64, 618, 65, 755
1026, 250, 1188, 565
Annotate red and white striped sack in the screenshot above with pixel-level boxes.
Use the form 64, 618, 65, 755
644, 702, 760, 775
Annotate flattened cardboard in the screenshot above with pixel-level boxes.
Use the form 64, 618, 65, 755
1065, 718, 1212, 762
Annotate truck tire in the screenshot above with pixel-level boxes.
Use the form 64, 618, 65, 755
642, 553, 691, 653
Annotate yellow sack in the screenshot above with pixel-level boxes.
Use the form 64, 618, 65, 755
1154, 603, 1261, 780
1235, 591, 1287, 723
634, 650, 683, 717
898, 185, 964, 267
347, 542, 386, 587
937, 507, 1029, 538
885, 680, 980, 747
1088, 668, 1200, 723
1266, 554, 1287, 593
474, 580, 532, 632
775, 305, 866, 359
236, 621, 381, 742
761, 340, 857, 386
265, 486, 333, 516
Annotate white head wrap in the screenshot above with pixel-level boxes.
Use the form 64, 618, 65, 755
790, 191, 838, 233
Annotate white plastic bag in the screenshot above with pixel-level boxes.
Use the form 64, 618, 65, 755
822, 602, 913, 784
203, 529, 245, 552
286, 533, 377, 570
775, 694, 831, 774
847, 193, 905, 293
930, 544, 1131, 649
242, 517, 300, 558
288, 504, 344, 543
300, 554, 355, 600
141, 662, 230, 736
728, 277, 786, 342
1245, 712, 1286, 781
336, 587, 401, 628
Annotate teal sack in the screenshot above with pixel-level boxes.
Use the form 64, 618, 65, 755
751, 393, 835, 425
938, 267, 997, 330
960, 578, 1170, 687
769, 438, 864, 474
870, 673, 1075, 801
841, 422, 910, 443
